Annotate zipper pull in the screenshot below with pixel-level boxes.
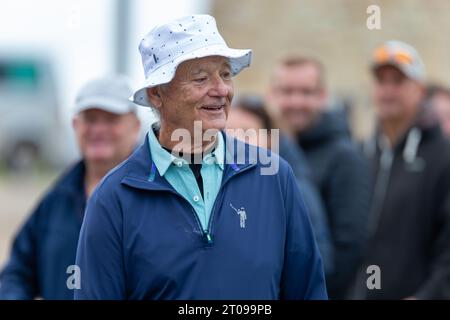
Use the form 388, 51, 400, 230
204, 232, 214, 246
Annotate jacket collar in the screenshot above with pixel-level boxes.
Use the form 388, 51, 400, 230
51, 160, 86, 223
121, 131, 257, 192
54, 160, 86, 196
366, 103, 440, 156
298, 111, 351, 148
147, 126, 225, 177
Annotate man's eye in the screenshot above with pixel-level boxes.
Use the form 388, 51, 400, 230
106, 116, 120, 124
194, 77, 207, 83
222, 72, 232, 79
83, 116, 96, 123
281, 88, 293, 95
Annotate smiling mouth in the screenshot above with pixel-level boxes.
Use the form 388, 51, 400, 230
201, 104, 225, 111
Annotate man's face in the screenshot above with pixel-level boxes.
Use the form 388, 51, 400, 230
268, 63, 326, 134
372, 65, 424, 122
73, 108, 140, 166
431, 92, 450, 137
151, 55, 234, 134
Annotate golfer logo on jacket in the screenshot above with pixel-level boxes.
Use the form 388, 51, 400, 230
230, 203, 247, 228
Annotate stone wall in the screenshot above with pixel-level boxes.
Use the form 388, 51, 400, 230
212, 0, 450, 138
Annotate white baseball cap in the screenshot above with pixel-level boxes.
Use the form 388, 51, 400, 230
132, 14, 252, 107
74, 75, 138, 115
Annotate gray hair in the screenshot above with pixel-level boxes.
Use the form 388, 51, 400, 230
150, 105, 161, 120
148, 84, 169, 120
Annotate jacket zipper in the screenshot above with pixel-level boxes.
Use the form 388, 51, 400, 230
201, 164, 256, 246
154, 164, 255, 247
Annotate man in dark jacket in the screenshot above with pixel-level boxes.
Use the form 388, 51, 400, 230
0, 76, 140, 299
74, 15, 327, 300
267, 55, 371, 299
353, 40, 450, 299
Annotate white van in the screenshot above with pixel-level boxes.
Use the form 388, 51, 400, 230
0, 56, 66, 171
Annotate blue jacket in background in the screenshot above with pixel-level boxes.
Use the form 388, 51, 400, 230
75, 133, 327, 300
0, 162, 85, 300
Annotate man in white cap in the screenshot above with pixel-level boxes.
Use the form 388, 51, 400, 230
75, 15, 327, 300
0, 76, 140, 299
355, 40, 450, 299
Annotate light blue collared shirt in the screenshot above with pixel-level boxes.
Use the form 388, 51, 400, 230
147, 127, 225, 231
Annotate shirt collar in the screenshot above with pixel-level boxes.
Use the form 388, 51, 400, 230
147, 125, 225, 177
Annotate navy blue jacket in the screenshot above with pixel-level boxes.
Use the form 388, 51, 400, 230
0, 162, 86, 300
74, 134, 327, 300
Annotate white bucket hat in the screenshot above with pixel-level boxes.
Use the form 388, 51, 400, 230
132, 14, 252, 107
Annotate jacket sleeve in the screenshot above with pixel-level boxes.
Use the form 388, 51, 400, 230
0, 205, 40, 299
279, 165, 328, 300
325, 145, 370, 297
74, 186, 126, 300
414, 162, 450, 299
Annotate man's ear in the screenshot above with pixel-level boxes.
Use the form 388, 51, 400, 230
265, 87, 272, 104
72, 116, 79, 130
318, 87, 328, 108
130, 113, 141, 141
146, 87, 163, 110
265, 87, 281, 118
418, 83, 427, 97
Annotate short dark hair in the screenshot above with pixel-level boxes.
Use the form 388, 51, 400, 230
272, 55, 326, 88
233, 95, 274, 130
426, 83, 450, 100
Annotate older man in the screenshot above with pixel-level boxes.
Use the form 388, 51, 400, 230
75, 15, 327, 300
0, 76, 140, 299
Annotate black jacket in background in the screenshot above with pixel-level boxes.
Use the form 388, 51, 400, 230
298, 111, 371, 299
356, 113, 450, 299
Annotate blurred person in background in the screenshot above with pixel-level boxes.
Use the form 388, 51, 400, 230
267, 55, 370, 299
426, 84, 450, 138
0, 76, 141, 299
227, 94, 334, 276
356, 40, 450, 299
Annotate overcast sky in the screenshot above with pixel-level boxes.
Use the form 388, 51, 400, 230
0, 0, 210, 118
0, 0, 210, 158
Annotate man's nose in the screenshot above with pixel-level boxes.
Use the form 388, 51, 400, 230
288, 92, 306, 107
379, 82, 398, 96
209, 76, 232, 97
88, 120, 110, 134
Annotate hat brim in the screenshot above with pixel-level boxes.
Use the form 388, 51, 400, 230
75, 96, 137, 115
131, 45, 252, 107
371, 61, 424, 83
